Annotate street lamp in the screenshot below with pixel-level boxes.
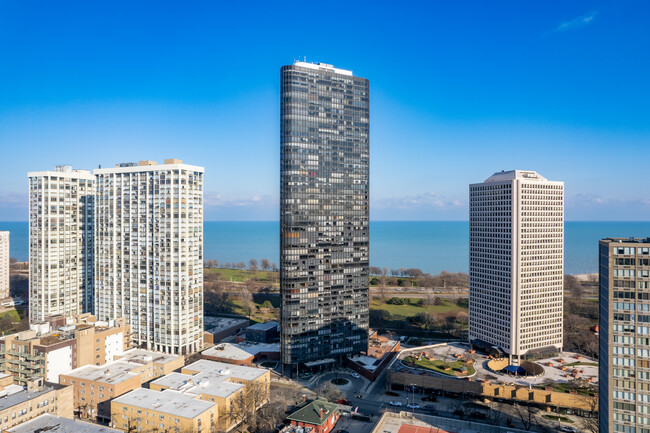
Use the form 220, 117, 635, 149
410, 383, 416, 414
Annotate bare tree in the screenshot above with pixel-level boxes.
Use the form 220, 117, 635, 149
249, 259, 258, 271
316, 382, 343, 402
227, 391, 249, 432
261, 259, 271, 271
565, 275, 584, 299
514, 404, 540, 431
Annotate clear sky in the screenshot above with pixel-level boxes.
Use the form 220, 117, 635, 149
1, 1, 648, 221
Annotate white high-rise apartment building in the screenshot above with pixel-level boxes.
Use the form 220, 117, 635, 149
28, 166, 95, 323
94, 159, 204, 355
468, 170, 564, 363
0, 231, 9, 299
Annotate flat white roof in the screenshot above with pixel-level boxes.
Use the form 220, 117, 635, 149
118, 348, 181, 365
202, 343, 253, 361
94, 163, 204, 175
484, 169, 550, 183
234, 341, 280, 356
27, 169, 95, 180
113, 388, 214, 419
7, 414, 122, 433
63, 361, 140, 385
184, 359, 267, 382
293, 61, 353, 76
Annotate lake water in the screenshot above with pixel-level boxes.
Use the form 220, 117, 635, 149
2, 221, 649, 275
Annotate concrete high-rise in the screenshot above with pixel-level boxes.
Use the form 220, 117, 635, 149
94, 160, 204, 355
27, 166, 95, 323
0, 231, 8, 299
468, 170, 564, 363
599, 238, 650, 433
280, 61, 370, 371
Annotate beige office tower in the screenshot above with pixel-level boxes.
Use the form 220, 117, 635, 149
468, 170, 564, 364
599, 238, 650, 433
94, 160, 204, 355
28, 166, 95, 323
0, 231, 8, 299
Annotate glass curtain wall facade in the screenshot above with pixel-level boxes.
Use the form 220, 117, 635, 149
27, 166, 95, 323
599, 238, 650, 433
280, 61, 370, 370
94, 161, 204, 355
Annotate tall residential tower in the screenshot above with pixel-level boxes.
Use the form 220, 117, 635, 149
468, 170, 564, 363
280, 61, 370, 371
28, 166, 95, 323
94, 160, 204, 355
599, 238, 650, 433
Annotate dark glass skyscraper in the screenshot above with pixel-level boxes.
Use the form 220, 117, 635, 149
280, 61, 370, 371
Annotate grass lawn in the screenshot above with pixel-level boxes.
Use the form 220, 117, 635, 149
538, 382, 595, 396
0, 309, 21, 322
370, 298, 466, 317
205, 267, 278, 283
543, 415, 574, 423
230, 299, 279, 323
404, 356, 475, 377
565, 361, 598, 367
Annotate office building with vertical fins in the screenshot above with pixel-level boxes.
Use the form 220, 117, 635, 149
27, 166, 95, 323
94, 159, 204, 355
468, 170, 564, 364
280, 61, 370, 372
599, 238, 650, 433
0, 231, 9, 300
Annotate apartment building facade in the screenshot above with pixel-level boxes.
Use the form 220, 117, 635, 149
0, 231, 8, 299
113, 359, 270, 432
28, 166, 95, 323
60, 349, 182, 422
599, 238, 650, 433
0, 314, 129, 385
94, 159, 204, 355
280, 61, 370, 371
0, 375, 73, 432
468, 170, 564, 363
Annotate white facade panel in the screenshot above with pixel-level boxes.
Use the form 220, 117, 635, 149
45, 345, 73, 382
104, 332, 124, 362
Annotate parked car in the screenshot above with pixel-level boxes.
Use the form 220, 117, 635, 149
422, 395, 437, 402
558, 427, 576, 433
406, 403, 420, 409
389, 401, 403, 407
337, 399, 351, 405
422, 404, 436, 412
350, 372, 361, 379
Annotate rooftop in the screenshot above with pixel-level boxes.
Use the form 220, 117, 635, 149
247, 321, 279, 331
6, 414, 122, 433
293, 61, 353, 77
233, 341, 280, 356
602, 237, 650, 244
117, 348, 181, 365
202, 343, 254, 361
371, 411, 529, 433
204, 316, 249, 333
63, 361, 140, 385
94, 160, 203, 174
112, 388, 214, 419
151, 359, 267, 400
484, 170, 549, 183
287, 400, 339, 426
0, 385, 55, 412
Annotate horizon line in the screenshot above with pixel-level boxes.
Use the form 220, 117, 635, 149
2, 219, 650, 223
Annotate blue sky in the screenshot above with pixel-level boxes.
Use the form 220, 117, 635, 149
0, 1, 648, 221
